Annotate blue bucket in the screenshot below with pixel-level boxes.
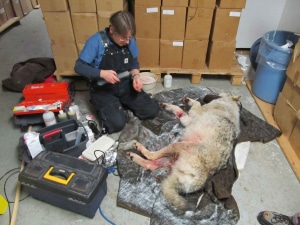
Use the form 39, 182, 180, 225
252, 30, 299, 104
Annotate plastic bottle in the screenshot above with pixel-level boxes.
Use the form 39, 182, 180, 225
71, 103, 81, 121
67, 107, 76, 120
43, 109, 57, 127
75, 127, 84, 145
164, 73, 172, 88
58, 110, 68, 122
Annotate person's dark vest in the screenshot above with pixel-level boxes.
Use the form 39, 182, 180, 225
98, 30, 133, 74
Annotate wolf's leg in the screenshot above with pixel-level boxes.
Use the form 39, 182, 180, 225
182, 97, 201, 107
162, 173, 187, 209
135, 141, 195, 160
125, 152, 172, 171
160, 103, 187, 118
161, 102, 192, 126
118, 139, 138, 151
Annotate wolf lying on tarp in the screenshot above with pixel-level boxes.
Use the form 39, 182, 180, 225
121, 93, 240, 211
116, 87, 281, 225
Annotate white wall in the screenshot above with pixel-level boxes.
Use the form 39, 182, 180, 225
235, 0, 298, 48
278, 0, 300, 32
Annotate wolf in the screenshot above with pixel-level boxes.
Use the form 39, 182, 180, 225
124, 93, 241, 210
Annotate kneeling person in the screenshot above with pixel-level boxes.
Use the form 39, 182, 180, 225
74, 10, 159, 133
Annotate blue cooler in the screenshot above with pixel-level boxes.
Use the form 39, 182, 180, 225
252, 30, 299, 104
19, 151, 108, 218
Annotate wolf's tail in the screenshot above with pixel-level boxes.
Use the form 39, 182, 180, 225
162, 175, 187, 210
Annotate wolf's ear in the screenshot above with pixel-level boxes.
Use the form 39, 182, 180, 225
232, 96, 241, 101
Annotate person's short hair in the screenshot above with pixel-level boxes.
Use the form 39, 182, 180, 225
109, 11, 136, 36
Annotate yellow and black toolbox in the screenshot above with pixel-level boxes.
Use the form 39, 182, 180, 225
19, 151, 108, 218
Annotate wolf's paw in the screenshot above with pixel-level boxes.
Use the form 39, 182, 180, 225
182, 97, 198, 106
118, 140, 138, 151
134, 141, 144, 152
125, 151, 134, 161
160, 102, 170, 109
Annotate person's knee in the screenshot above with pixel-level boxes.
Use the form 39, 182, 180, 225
148, 102, 159, 118
96, 104, 128, 134
103, 117, 126, 134
140, 101, 159, 120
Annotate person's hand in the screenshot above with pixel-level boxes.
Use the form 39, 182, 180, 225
132, 75, 143, 92
100, 70, 120, 84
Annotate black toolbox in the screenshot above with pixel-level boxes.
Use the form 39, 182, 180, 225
19, 151, 108, 218
20, 119, 88, 163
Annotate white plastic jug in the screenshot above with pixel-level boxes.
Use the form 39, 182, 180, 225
164, 74, 172, 88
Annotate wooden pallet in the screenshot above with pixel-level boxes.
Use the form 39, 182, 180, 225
54, 56, 244, 85
141, 56, 244, 85
0, 17, 21, 34
246, 81, 300, 182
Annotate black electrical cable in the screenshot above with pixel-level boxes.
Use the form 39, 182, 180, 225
3, 170, 19, 225
0, 168, 19, 181
1, 168, 30, 225
88, 120, 102, 139
93, 150, 105, 165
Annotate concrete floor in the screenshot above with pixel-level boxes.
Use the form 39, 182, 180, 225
0, 9, 299, 225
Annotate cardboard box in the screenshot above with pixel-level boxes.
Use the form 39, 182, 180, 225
189, 0, 216, 8
162, 0, 188, 7
281, 78, 300, 110
185, 7, 214, 40
206, 40, 235, 70
160, 39, 183, 68
274, 77, 300, 137
77, 42, 85, 55
97, 11, 111, 31
52, 42, 78, 58
0, 1, 7, 26
69, 0, 96, 13
286, 39, 300, 88
30, 0, 39, 8
136, 38, 159, 68
52, 43, 78, 73
20, 0, 33, 15
210, 7, 242, 41
274, 93, 298, 138
289, 118, 300, 159
135, 0, 161, 6
3, 0, 15, 19
96, 0, 125, 12
43, 11, 75, 43
161, 7, 186, 40
182, 39, 208, 69
216, 0, 247, 8
39, 0, 68, 12
54, 57, 78, 74
11, 0, 23, 17
135, 6, 160, 38
71, 12, 98, 43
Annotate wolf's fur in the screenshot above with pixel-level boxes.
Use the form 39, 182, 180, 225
124, 94, 240, 210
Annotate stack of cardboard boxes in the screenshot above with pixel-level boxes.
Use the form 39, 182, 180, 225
135, 0, 215, 69
274, 39, 300, 156
0, 0, 38, 27
39, 0, 247, 78
135, 0, 246, 70
206, 0, 245, 69
38, 0, 127, 77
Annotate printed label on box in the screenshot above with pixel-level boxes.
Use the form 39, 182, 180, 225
163, 10, 174, 15
229, 11, 241, 17
173, 41, 183, 46
147, 7, 158, 13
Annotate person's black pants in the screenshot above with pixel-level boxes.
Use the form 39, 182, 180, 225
90, 77, 159, 133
